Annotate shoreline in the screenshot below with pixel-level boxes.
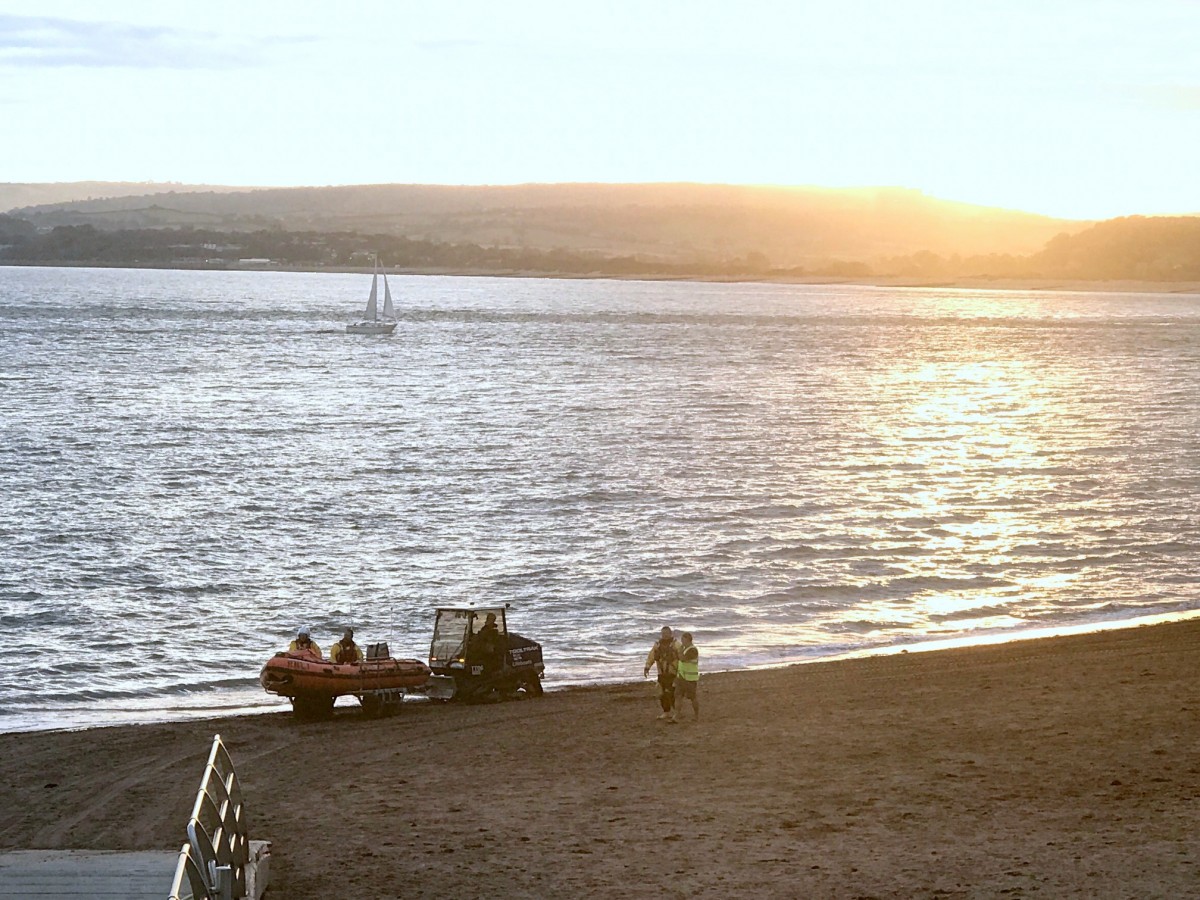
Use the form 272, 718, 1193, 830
3, 260, 1199, 295
7, 608, 1199, 738
4, 617, 1198, 897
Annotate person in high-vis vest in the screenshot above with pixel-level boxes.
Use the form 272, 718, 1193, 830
671, 632, 699, 723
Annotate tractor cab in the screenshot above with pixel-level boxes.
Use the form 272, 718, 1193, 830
428, 605, 544, 701
429, 606, 507, 675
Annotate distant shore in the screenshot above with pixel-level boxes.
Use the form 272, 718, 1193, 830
3, 618, 1197, 898
4, 260, 1200, 296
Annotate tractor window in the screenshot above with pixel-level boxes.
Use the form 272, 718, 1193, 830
471, 610, 507, 635
430, 611, 470, 664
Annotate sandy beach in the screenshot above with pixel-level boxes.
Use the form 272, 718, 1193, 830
2, 619, 1197, 899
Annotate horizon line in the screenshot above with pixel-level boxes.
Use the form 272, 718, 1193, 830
5, 179, 1200, 223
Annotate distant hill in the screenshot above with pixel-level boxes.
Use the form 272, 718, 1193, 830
6, 182, 1084, 267
0, 182, 262, 215
4, 210, 1197, 283
1028, 216, 1200, 280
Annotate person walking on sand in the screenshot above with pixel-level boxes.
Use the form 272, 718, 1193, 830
643, 626, 681, 720
670, 631, 700, 723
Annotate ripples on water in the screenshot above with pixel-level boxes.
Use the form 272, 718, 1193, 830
1, 267, 1199, 731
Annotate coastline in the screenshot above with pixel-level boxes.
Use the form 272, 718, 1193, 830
6, 608, 1197, 737
4, 617, 1197, 898
3, 260, 1199, 295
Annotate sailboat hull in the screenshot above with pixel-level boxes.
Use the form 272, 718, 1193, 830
346, 322, 397, 335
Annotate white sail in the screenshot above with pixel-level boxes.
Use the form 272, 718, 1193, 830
346, 256, 396, 334
363, 271, 379, 321
382, 273, 395, 320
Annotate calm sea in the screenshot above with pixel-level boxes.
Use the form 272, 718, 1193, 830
2, 266, 1198, 732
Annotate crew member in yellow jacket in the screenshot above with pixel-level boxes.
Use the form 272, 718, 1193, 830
671, 632, 699, 723
330, 627, 363, 664
288, 626, 323, 660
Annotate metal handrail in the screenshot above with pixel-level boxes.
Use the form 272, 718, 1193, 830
168, 734, 250, 900
167, 842, 211, 900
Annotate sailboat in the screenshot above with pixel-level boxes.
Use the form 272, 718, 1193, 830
346, 258, 397, 335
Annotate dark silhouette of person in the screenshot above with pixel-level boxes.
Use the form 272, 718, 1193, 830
475, 612, 504, 674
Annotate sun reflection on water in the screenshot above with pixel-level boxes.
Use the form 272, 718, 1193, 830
827, 319, 1129, 642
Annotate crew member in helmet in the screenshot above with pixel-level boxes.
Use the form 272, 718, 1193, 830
330, 627, 363, 665
288, 626, 323, 659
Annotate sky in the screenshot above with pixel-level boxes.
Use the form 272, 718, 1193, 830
1, 0, 1198, 220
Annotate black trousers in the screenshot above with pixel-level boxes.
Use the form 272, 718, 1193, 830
656, 673, 676, 712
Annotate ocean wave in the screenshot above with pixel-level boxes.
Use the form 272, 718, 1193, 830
926, 603, 1022, 624
882, 575, 1015, 592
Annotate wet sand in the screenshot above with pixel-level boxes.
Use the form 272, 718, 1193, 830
2, 620, 1198, 898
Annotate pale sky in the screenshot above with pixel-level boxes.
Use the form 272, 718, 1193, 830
1, 0, 1197, 220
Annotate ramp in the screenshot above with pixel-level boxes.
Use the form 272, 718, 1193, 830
0, 850, 178, 898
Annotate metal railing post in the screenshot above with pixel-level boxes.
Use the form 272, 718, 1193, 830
215, 864, 233, 900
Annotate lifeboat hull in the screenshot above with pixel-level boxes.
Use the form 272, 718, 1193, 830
260, 651, 430, 699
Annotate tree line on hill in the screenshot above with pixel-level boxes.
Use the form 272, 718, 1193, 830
1, 213, 1198, 281
5, 183, 1073, 262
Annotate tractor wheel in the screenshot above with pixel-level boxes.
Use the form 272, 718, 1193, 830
452, 676, 482, 703
523, 675, 544, 697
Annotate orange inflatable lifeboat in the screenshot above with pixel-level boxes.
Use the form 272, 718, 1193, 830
260, 646, 430, 717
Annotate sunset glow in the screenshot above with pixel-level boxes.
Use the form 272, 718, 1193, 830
1, 0, 1198, 220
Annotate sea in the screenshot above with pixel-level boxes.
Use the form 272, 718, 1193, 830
2, 266, 1199, 733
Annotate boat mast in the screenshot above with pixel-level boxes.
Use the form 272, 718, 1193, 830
374, 253, 381, 322
382, 262, 395, 322
365, 254, 379, 322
